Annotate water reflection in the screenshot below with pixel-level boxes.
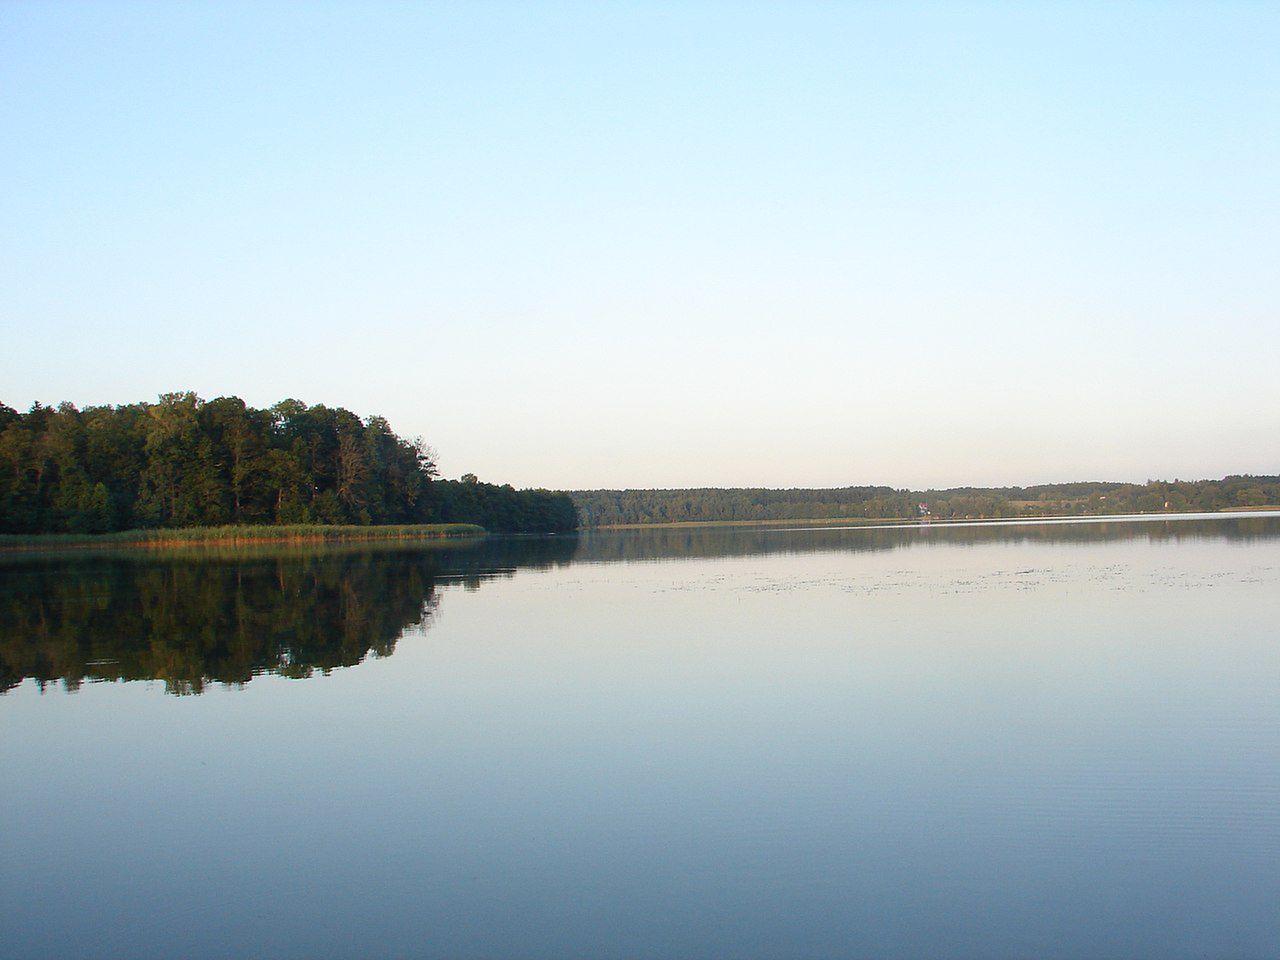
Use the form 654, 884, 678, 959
0, 537, 576, 695
573, 514, 1280, 562
3, 515, 1279, 960
3, 515, 1277, 695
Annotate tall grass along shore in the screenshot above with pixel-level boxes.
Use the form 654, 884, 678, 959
0, 523, 485, 551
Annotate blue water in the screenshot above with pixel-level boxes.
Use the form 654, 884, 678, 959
3, 517, 1279, 958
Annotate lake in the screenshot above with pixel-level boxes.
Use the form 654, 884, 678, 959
3, 515, 1279, 959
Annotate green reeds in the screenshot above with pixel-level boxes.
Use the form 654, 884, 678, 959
0, 523, 486, 550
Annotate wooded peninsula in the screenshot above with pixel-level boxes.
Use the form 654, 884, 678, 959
0, 394, 576, 536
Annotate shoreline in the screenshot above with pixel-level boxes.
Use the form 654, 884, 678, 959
6, 507, 1278, 550
589, 506, 1280, 531
0, 523, 486, 552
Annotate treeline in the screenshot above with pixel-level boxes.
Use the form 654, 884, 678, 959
0, 393, 576, 535
571, 476, 1280, 526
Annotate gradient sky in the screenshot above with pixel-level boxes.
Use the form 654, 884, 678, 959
2, 2, 1277, 489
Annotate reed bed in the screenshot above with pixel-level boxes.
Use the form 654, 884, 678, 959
0, 523, 485, 551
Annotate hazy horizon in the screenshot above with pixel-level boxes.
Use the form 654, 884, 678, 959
3, 3, 1277, 489
562, 473, 1278, 493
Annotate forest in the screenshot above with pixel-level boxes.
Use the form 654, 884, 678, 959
5, 393, 1272, 536
571, 476, 1280, 526
0, 394, 577, 535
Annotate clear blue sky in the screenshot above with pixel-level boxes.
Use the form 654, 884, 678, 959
2, 2, 1277, 489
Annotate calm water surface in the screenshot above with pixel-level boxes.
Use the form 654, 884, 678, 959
3, 517, 1279, 959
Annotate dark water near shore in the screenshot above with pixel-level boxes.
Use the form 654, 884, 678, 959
3, 516, 1279, 959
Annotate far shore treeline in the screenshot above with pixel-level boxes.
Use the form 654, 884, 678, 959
0, 394, 577, 535
571, 477, 1280, 526
4, 394, 1275, 538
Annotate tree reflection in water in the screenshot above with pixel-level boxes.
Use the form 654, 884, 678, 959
0, 537, 576, 695
4, 515, 1276, 695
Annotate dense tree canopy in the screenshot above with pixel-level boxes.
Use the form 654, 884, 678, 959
0, 394, 576, 534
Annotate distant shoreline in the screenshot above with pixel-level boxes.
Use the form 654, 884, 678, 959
6, 508, 1279, 550
591, 507, 1280, 531
0, 523, 486, 552
572, 478, 1280, 527
592, 516, 912, 530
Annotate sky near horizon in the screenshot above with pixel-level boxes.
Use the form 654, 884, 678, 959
2, 2, 1277, 490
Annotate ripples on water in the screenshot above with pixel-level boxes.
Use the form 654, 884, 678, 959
2, 515, 1278, 959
